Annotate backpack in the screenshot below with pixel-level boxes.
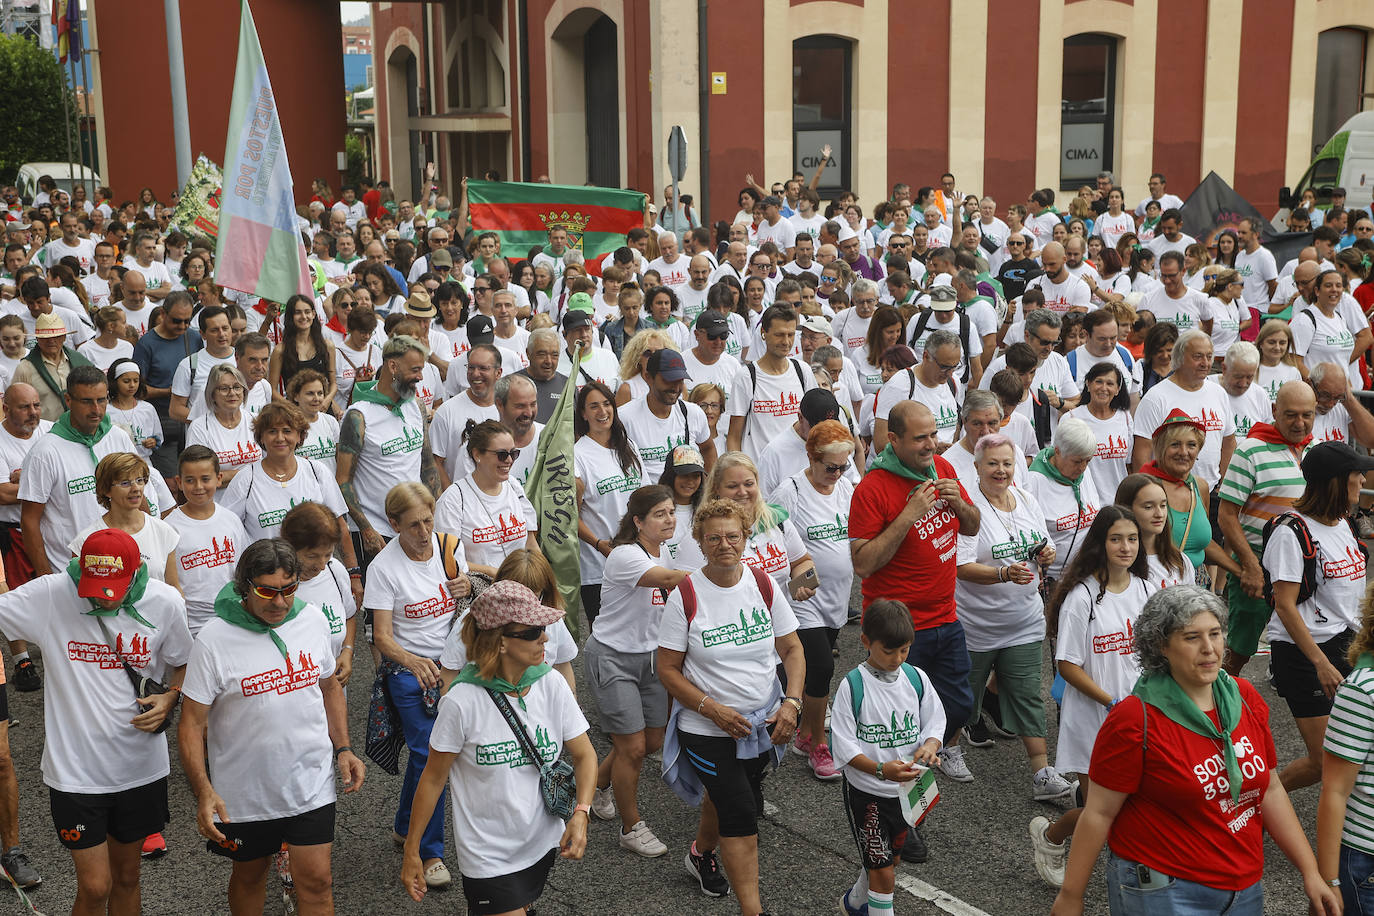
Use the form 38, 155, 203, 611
1065, 345, 1134, 382
844, 663, 925, 723
908, 308, 973, 384
678, 564, 774, 625
435, 530, 465, 580
1260, 512, 1367, 608
906, 367, 960, 402
745, 358, 809, 401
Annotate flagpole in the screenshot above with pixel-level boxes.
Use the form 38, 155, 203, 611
163, 0, 191, 189
59, 41, 75, 182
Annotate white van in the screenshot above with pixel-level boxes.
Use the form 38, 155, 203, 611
14, 162, 102, 204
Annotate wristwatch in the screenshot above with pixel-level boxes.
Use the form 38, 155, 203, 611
573, 803, 592, 817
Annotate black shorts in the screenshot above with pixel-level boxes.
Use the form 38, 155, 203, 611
1271, 630, 1354, 718
842, 777, 909, 870
50, 776, 169, 850
678, 729, 771, 838
206, 803, 335, 862
462, 847, 556, 915
797, 626, 839, 699
0, 682, 8, 722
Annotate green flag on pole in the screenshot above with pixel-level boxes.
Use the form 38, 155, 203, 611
526, 344, 585, 638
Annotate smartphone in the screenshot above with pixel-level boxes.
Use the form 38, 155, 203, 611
1134, 864, 1172, 890
788, 567, 820, 600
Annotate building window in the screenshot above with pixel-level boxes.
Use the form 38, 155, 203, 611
1060, 34, 1116, 191
793, 36, 850, 196
1313, 28, 1368, 155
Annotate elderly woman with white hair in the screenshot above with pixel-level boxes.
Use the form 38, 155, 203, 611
1213, 341, 1271, 441
1051, 585, 1339, 916
953, 432, 1067, 801
1027, 416, 1102, 581
1131, 328, 1235, 493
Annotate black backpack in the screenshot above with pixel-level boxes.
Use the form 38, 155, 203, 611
1260, 512, 1367, 607
908, 308, 973, 384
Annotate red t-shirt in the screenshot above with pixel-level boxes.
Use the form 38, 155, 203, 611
1089, 679, 1275, 890
847, 455, 968, 628
362, 188, 382, 221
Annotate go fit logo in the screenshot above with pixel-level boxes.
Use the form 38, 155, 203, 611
58, 826, 84, 843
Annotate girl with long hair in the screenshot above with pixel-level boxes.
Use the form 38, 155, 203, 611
269, 294, 337, 402
574, 381, 644, 627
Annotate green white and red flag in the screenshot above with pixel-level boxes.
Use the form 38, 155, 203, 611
465, 180, 647, 276
214, 0, 311, 304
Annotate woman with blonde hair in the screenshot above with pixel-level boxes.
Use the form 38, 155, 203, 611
69, 452, 180, 587
614, 328, 678, 407
1256, 319, 1305, 399
689, 382, 727, 459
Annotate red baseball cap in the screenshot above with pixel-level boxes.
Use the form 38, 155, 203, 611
77, 529, 141, 601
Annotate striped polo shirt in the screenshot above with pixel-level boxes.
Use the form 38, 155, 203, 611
1217, 436, 1308, 551
1324, 666, 1374, 854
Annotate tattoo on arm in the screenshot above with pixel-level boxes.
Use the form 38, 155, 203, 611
336, 411, 372, 530
420, 420, 440, 497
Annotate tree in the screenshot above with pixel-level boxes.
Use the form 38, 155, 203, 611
0, 34, 78, 183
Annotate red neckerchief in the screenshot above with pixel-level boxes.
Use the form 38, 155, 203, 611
325, 315, 346, 334
1246, 422, 1311, 449
1140, 460, 1186, 486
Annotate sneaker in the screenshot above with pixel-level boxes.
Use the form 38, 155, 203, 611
0, 847, 39, 889
839, 889, 869, 915
901, 823, 929, 864
809, 742, 841, 781
591, 785, 617, 820
140, 832, 167, 859
422, 859, 452, 889
391, 830, 406, 849
619, 820, 668, 857
962, 718, 994, 748
983, 693, 1015, 738
1032, 766, 1076, 804
1029, 816, 1067, 887
790, 730, 814, 759
846, 608, 861, 626
685, 845, 730, 897
1358, 510, 1374, 539
12, 659, 39, 693
936, 746, 973, 782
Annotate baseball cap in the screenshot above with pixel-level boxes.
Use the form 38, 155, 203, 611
567, 291, 595, 314
561, 309, 594, 332
929, 285, 958, 311
799, 388, 841, 426
35, 312, 66, 338
799, 314, 832, 336
466, 314, 495, 345
430, 248, 453, 268
669, 445, 704, 474
647, 349, 688, 381
404, 291, 436, 319
77, 529, 141, 601
1301, 441, 1374, 483
695, 312, 728, 334
470, 580, 564, 630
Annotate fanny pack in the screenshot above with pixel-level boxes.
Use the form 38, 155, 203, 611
487, 687, 577, 820
95, 617, 175, 734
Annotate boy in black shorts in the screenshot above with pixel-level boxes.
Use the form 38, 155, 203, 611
830, 600, 944, 916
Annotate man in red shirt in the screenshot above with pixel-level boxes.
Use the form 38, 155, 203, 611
850, 400, 980, 779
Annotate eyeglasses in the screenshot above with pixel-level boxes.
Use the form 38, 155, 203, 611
1007, 241, 1026, 247
1032, 334, 1060, 347
112, 476, 148, 489
934, 358, 961, 373
822, 461, 851, 474
481, 447, 521, 462
503, 625, 546, 642
215, 384, 246, 394
703, 533, 744, 546
251, 580, 300, 600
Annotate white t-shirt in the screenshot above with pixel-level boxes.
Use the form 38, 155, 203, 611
185, 411, 262, 477
221, 458, 347, 542
648, 254, 690, 289
363, 534, 465, 657
429, 673, 589, 878
618, 397, 711, 482
171, 349, 235, 421
557, 345, 621, 394
1314, 402, 1352, 444
1054, 577, 1156, 774
0, 418, 49, 525
681, 349, 741, 410
1234, 247, 1278, 312
43, 237, 96, 275
1145, 552, 1195, 591
1258, 362, 1302, 401
1134, 193, 1185, 218
296, 559, 357, 658
1146, 232, 1196, 260
433, 476, 537, 571
657, 567, 799, 736
0, 574, 192, 792
875, 369, 962, 443
728, 357, 817, 456
1141, 286, 1209, 331
342, 393, 427, 537
1134, 378, 1235, 490
297, 413, 340, 476
1263, 512, 1367, 644
125, 259, 174, 295
68, 514, 180, 582
1026, 273, 1091, 315
955, 485, 1050, 651
831, 662, 945, 798
181, 609, 337, 820
1094, 211, 1136, 249
1066, 405, 1133, 501
1209, 378, 1272, 441
166, 506, 247, 633
1205, 296, 1246, 353
594, 544, 672, 653
1292, 301, 1367, 385
77, 338, 134, 372
754, 217, 797, 251
427, 392, 500, 476
573, 437, 643, 580
333, 342, 381, 412
831, 310, 873, 357
1026, 464, 1103, 577
768, 473, 855, 630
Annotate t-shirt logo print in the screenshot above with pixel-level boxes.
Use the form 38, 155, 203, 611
702, 606, 773, 648
476, 724, 560, 767
473, 512, 528, 546
806, 512, 850, 542
856, 708, 922, 749
182, 534, 236, 571
380, 425, 425, 456
754, 390, 799, 418
240, 651, 321, 697
68, 632, 152, 669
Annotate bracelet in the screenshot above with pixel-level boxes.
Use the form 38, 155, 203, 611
333, 745, 352, 760
346, 566, 361, 575
876, 761, 886, 781
342, 644, 354, 651
697, 695, 710, 714
1328, 878, 1341, 888
573, 803, 592, 817
783, 696, 804, 714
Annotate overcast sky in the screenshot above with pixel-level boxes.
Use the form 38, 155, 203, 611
340, 2, 369, 23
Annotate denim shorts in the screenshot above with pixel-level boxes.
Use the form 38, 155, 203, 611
1341, 843, 1374, 915
1104, 853, 1262, 915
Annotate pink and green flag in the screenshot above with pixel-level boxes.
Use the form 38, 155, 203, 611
466, 180, 647, 277
214, 0, 311, 304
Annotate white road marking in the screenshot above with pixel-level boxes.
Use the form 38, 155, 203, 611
762, 800, 780, 817
895, 874, 994, 916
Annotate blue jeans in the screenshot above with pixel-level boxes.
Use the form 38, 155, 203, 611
1105, 854, 1263, 915
905, 621, 973, 742
388, 668, 447, 861
1341, 844, 1374, 914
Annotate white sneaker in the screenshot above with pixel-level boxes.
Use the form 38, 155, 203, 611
619, 820, 668, 857
1032, 766, 1076, 804
591, 785, 617, 820
936, 746, 973, 782
1029, 816, 1067, 887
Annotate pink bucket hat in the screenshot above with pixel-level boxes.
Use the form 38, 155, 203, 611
470, 580, 565, 630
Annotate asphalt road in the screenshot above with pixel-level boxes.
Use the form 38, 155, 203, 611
0, 624, 1320, 916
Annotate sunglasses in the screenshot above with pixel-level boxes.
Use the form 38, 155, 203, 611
704, 331, 729, 341
504, 625, 545, 641
251, 580, 300, 600
823, 460, 851, 474
482, 447, 521, 462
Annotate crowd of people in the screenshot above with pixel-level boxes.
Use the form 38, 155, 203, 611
0, 166, 1370, 916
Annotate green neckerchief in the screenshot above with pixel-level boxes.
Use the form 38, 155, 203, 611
754, 503, 790, 536
350, 380, 411, 417
975, 271, 1005, 300
869, 444, 939, 482
644, 314, 678, 330
1034, 207, 1062, 219
25, 345, 91, 403
451, 660, 552, 697
1358, 653, 1374, 670
67, 557, 154, 628
1030, 447, 1083, 506
1141, 216, 1161, 235
52, 411, 112, 467
213, 581, 304, 660
1133, 669, 1243, 803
